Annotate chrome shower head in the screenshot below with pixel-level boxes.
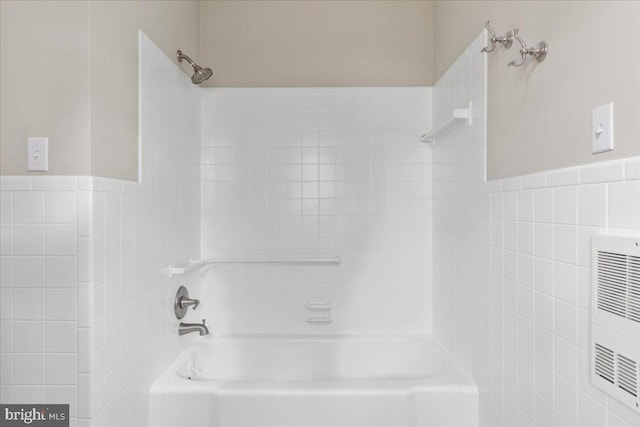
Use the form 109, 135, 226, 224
177, 50, 212, 85
191, 64, 213, 85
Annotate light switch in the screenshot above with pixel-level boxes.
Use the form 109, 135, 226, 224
28, 137, 48, 171
592, 103, 614, 154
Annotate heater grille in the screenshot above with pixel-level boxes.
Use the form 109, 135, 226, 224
594, 343, 639, 398
618, 354, 638, 398
596, 251, 640, 322
594, 343, 615, 384
629, 255, 640, 323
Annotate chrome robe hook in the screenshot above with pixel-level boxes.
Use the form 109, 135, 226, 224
508, 28, 548, 67
481, 21, 513, 53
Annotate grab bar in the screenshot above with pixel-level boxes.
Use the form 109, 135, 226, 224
169, 255, 341, 277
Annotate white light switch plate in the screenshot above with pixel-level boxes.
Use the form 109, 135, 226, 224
592, 103, 614, 154
28, 137, 48, 171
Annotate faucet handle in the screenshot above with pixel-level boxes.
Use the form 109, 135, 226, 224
180, 296, 200, 310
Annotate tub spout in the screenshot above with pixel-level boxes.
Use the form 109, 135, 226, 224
179, 319, 209, 336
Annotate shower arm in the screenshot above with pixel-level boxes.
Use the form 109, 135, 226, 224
177, 50, 196, 67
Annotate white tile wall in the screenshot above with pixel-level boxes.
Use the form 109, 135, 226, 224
432, 31, 640, 427
198, 87, 433, 334
0, 176, 90, 427
87, 32, 200, 427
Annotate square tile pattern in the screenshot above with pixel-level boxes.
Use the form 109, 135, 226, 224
432, 32, 640, 427
0, 177, 87, 424
199, 86, 433, 334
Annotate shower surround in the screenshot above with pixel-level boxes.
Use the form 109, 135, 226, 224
148, 83, 456, 427
196, 86, 433, 334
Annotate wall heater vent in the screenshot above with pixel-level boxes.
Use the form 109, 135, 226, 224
594, 343, 615, 384
593, 342, 638, 399
596, 250, 640, 321
618, 353, 638, 397
591, 235, 640, 414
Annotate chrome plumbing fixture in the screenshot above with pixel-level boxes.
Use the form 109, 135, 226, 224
178, 319, 209, 336
176, 50, 213, 84
174, 285, 200, 319
169, 255, 341, 277
480, 21, 513, 53
508, 28, 548, 67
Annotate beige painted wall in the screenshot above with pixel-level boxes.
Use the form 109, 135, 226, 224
199, 0, 434, 87
89, 0, 199, 181
0, 0, 199, 180
0, 0, 91, 175
5, 1, 637, 180
435, 0, 640, 179
3, 0, 431, 179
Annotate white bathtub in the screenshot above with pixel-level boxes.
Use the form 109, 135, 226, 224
149, 334, 478, 427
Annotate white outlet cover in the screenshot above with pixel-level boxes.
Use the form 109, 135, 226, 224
592, 103, 614, 154
27, 137, 48, 171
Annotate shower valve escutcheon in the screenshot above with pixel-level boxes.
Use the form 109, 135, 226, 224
174, 285, 201, 319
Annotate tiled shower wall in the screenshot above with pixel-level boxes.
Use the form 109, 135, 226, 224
1, 33, 199, 427
433, 32, 640, 427
87, 33, 200, 427
198, 88, 433, 334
